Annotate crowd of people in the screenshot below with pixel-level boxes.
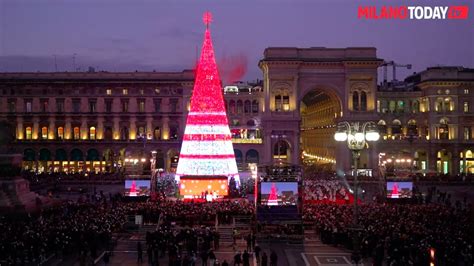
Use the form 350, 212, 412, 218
142, 224, 220, 265
123, 200, 255, 225
22, 171, 125, 189
304, 203, 473, 265
2, 167, 473, 265
303, 179, 350, 203
0, 201, 126, 265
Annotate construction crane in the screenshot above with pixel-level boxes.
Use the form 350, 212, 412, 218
381, 61, 412, 83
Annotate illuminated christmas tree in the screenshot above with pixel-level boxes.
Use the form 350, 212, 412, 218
267, 183, 278, 206
391, 183, 399, 198
129, 180, 137, 196
176, 12, 239, 184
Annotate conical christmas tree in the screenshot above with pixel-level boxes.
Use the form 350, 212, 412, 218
176, 12, 239, 184
391, 183, 399, 198
267, 183, 278, 206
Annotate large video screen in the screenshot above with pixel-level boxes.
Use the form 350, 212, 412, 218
179, 177, 228, 198
260, 182, 298, 206
124, 180, 151, 197
386, 182, 413, 199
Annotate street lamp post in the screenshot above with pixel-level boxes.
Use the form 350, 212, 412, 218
334, 121, 380, 264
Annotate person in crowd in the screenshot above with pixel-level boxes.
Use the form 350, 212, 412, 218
270, 250, 278, 266
261, 252, 268, 266
254, 244, 261, 263
242, 250, 250, 266
234, 251, 242, 266
137, 242, 143, 263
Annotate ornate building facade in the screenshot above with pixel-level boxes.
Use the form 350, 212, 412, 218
0, 48, 472, 176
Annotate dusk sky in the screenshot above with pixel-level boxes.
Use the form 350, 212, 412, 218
1, 0, 473, 82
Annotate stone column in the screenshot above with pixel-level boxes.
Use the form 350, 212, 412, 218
49, 116, 55, 140
33, 117, 39, 140
129, 116, 137, 140
65, 117, 72, 140
162, 116, 170, 140
113, 116, 120, 140
263, 130, 272, 164
97, 116, 104, 140
146, 116, 153, 139
81, 117, 87, 140
16, 117, 23, 140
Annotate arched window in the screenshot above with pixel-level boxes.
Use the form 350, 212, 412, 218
234, 149, 243, 164
89, 126, 96, 140
170, 125, 178, 140
439, 118, 449, 140
273, 140, 290, 159
229, 100, 236, 114
392, 119, 402, 135
25, 127, 32, 140
445, 97, 454, 111
251, 100, 259, 113
244, 100, 251, 114
154, 127, 161, 140
73, 127, 80, 140
411, 100, 419, 113
389, 100, 396, 113
104, 127, 113, 140
396, 100, 405, 113
57, 127, 64, 140
41, 126, 48, 139
237, 100, 243, 114
407, 119, 418, 136
377, 120, 387, 134
138, 126, 146, 138
352, 91, 359, 111
360, 91, 367, 111
245, 149, 259, 163
435, 97, 443, 112
121, 127, 129, 140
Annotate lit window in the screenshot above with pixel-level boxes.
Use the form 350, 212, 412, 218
139, 99, 145, 112
282, 96, 290, 111
464, 127, 471, 140
464, 102, 469, 113
252, 100, 259, 113
352, 92, 359, 111
122, 88, 128, 95
155, 88, 160, 94
140, 89, 145, 95
41, 127, 48, 139
25, 101, 32, 113
106, 89, 112, 95
275, 95, 282, 111
73, 127, 80, 140
57, 127, 64, 140
89, 127, 96, 140
360, 91, 367, 111
122, 100, 129, 112
464, 89, 469, 94
25, 127, 32, 140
